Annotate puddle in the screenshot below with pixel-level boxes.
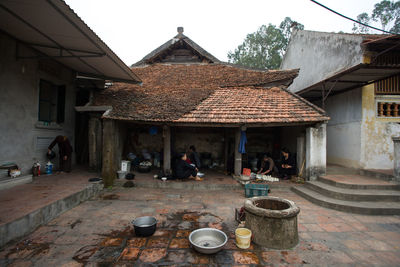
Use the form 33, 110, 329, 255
6, 239, 50, 259
72, 211, 230, 265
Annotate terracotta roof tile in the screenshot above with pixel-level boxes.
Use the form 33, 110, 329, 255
93, 63, 328, 124
174, 87, 328, 124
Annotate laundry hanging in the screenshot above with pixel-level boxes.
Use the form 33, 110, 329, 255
238, 130, 247, 154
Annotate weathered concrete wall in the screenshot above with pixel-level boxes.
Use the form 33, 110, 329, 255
281, 30, 364, 93
0, 33, 76, 177
297, 136, 305, 176
306, 123, 327, 180
325, 89, 363, 168
174, 127, 225, 159
360, 84, 400, 170
393, 137, 400, 181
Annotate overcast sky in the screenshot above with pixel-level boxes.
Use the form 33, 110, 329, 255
65, 0, 380, 65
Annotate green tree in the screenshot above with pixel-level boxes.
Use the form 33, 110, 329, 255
352, 0, 400, 33
227, 17, 303, 70
352, 13, 371, 33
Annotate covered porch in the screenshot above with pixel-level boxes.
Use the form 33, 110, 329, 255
89, 117, 328, 186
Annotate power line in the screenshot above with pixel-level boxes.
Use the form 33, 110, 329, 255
310, 0, 398, 35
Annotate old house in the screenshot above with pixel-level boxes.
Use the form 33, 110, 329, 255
281, 30, 400, 176
0, 0, 141, 188
81, 28, 330, 186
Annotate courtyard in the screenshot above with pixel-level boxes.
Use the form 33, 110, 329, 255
0, 174, 399, 266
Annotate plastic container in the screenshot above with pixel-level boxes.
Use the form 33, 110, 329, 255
46, 161, 53, 175
235, 228, 252, 249
121, 160, 131, 172
244, 184, 269, 198
117, 170, 127, 179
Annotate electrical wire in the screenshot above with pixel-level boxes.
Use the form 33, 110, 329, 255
310, 0, 398, 35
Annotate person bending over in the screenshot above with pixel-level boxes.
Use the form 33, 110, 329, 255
175, 153, 203, 181
257, 153, 275, 175
48, 135, 73, 173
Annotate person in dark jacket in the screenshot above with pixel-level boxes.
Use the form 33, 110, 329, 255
175, 153, 202, 181
188, 145, 201, 169
48, 135, 73, 173
279, 147, 296, 179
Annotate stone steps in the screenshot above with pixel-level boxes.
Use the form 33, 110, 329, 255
291, 172, 400, 215
305, 180, 400, 202
291, 186, 400, 215
318, 175, 400, 190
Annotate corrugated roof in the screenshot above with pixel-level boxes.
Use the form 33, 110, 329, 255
0, 0, 141, 83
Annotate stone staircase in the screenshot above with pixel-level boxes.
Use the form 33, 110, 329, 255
291, 171, 400, 215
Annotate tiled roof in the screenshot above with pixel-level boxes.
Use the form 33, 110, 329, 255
175, 87, 328, 124
93, 63, 328, 124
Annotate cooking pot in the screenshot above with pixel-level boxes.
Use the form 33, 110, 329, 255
132, 216, 157, 237
138, 165, 151, 173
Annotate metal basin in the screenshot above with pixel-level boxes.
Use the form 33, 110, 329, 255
189, 228, 227, 254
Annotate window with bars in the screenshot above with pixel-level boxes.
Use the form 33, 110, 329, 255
38, 79, 66, 123
377, 101, 400, 117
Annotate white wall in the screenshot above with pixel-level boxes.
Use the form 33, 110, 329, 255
325, 88, 362, 168
0, 33, 76, 177
281, 30, 364, 93
360, 85, 400, 170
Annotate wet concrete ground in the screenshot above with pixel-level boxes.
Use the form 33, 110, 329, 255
1, 185, 400, 266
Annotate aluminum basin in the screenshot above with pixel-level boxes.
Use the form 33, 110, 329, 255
189, 228, 227, 254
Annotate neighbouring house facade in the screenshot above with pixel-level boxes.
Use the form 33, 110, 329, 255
0, 0, 140, 185
80, 28, 330, 186
281, 30, 400, 172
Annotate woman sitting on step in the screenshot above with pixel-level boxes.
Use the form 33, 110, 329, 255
175, 153, 203, 181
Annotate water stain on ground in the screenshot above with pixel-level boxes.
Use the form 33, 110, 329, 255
6, 239, 50, 259
72, 211, 230, 265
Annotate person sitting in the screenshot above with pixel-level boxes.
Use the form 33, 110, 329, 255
279, 147, 296, 180
175, 153, 203, 181
257, 153, 275, 175
188, 145, 201, 169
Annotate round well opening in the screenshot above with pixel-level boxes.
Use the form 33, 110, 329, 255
253, 199, 290, 211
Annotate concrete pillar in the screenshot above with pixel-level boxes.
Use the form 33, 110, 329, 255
234, 128, 242, 176
305, 123, 327, 181
102, 119, 116, 187
88, 114, 102, 171
297, 135, 305, 177
393, 137, 400, 181
163, 125, 171, 173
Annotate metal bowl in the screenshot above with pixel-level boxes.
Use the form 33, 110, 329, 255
189, 228, 227, 254
132, 216, 157, 237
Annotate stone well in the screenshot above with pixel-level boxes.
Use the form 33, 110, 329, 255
244, 196, 300, 249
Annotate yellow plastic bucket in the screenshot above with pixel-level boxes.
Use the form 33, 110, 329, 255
235, 228, 252, 249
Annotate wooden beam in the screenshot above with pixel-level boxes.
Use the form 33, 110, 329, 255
224, 128, 228, 173
234, 128, 242, 176
163, 125, 171, 173
102, 119, 116, 187
88, 113, 102, 171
